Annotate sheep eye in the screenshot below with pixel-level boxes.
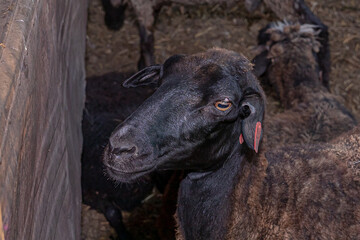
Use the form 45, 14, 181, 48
215, 99, 232, 111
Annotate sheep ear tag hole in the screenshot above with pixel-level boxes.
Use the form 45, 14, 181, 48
254, 122, 262, 153
239, 134, 244, 144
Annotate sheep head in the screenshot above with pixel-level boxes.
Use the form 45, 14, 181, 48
253, 21, 323, 107
103, 48, 266, 182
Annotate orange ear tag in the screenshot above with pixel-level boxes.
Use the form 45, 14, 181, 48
254, 122, 262, 153
239, 134, 244, 144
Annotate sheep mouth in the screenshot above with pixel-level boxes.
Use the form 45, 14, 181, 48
103, 145, 156, 182
104, 163, 156, 182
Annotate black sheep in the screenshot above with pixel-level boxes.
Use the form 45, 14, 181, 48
82, 72, 157, 240
103, 49, 360, 239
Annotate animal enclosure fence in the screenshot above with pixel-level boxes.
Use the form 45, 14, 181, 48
0, 0, 87, 239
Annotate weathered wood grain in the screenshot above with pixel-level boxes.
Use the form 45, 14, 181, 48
0, 0, 87, 239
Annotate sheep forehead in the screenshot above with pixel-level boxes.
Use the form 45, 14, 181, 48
190, 48, 253, 73
267, 21, 321, 45
269, 21, 318, 34
265, 22, 322, 60
163, 49, 256, 95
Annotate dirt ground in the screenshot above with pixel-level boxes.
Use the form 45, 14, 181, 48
82, 0, 360, 239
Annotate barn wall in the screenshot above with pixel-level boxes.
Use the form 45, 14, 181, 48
0, 0, 87, 239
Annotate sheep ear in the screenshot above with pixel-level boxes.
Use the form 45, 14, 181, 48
252, 50, 270, 78
240, 96, 265, 153
123, 64, 163, 88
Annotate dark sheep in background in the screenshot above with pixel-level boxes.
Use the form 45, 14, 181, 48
252, 22, 357, 148
82, 72, 174, 239
100, 0, 330, 88
103, 48, 360, 240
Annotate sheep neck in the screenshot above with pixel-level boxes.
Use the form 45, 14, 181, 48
176, 149, 246, 240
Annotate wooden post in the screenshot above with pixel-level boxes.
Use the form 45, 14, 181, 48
0, 0, 87, 239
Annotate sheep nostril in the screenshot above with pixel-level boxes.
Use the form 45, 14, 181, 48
111, 145, 137, 158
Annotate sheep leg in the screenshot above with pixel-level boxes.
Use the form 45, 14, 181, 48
104, 204, 133, 240
138, 24, 155, 69
131, 0, 156, 69
83, 192, 132, 240
101, 0, 127, 30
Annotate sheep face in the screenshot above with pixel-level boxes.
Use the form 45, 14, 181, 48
103, 49, 265, 182
253, 22, 323, 106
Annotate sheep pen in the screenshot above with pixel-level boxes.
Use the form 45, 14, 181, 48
82, 0, 360, 239
1, 0, 358, 239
